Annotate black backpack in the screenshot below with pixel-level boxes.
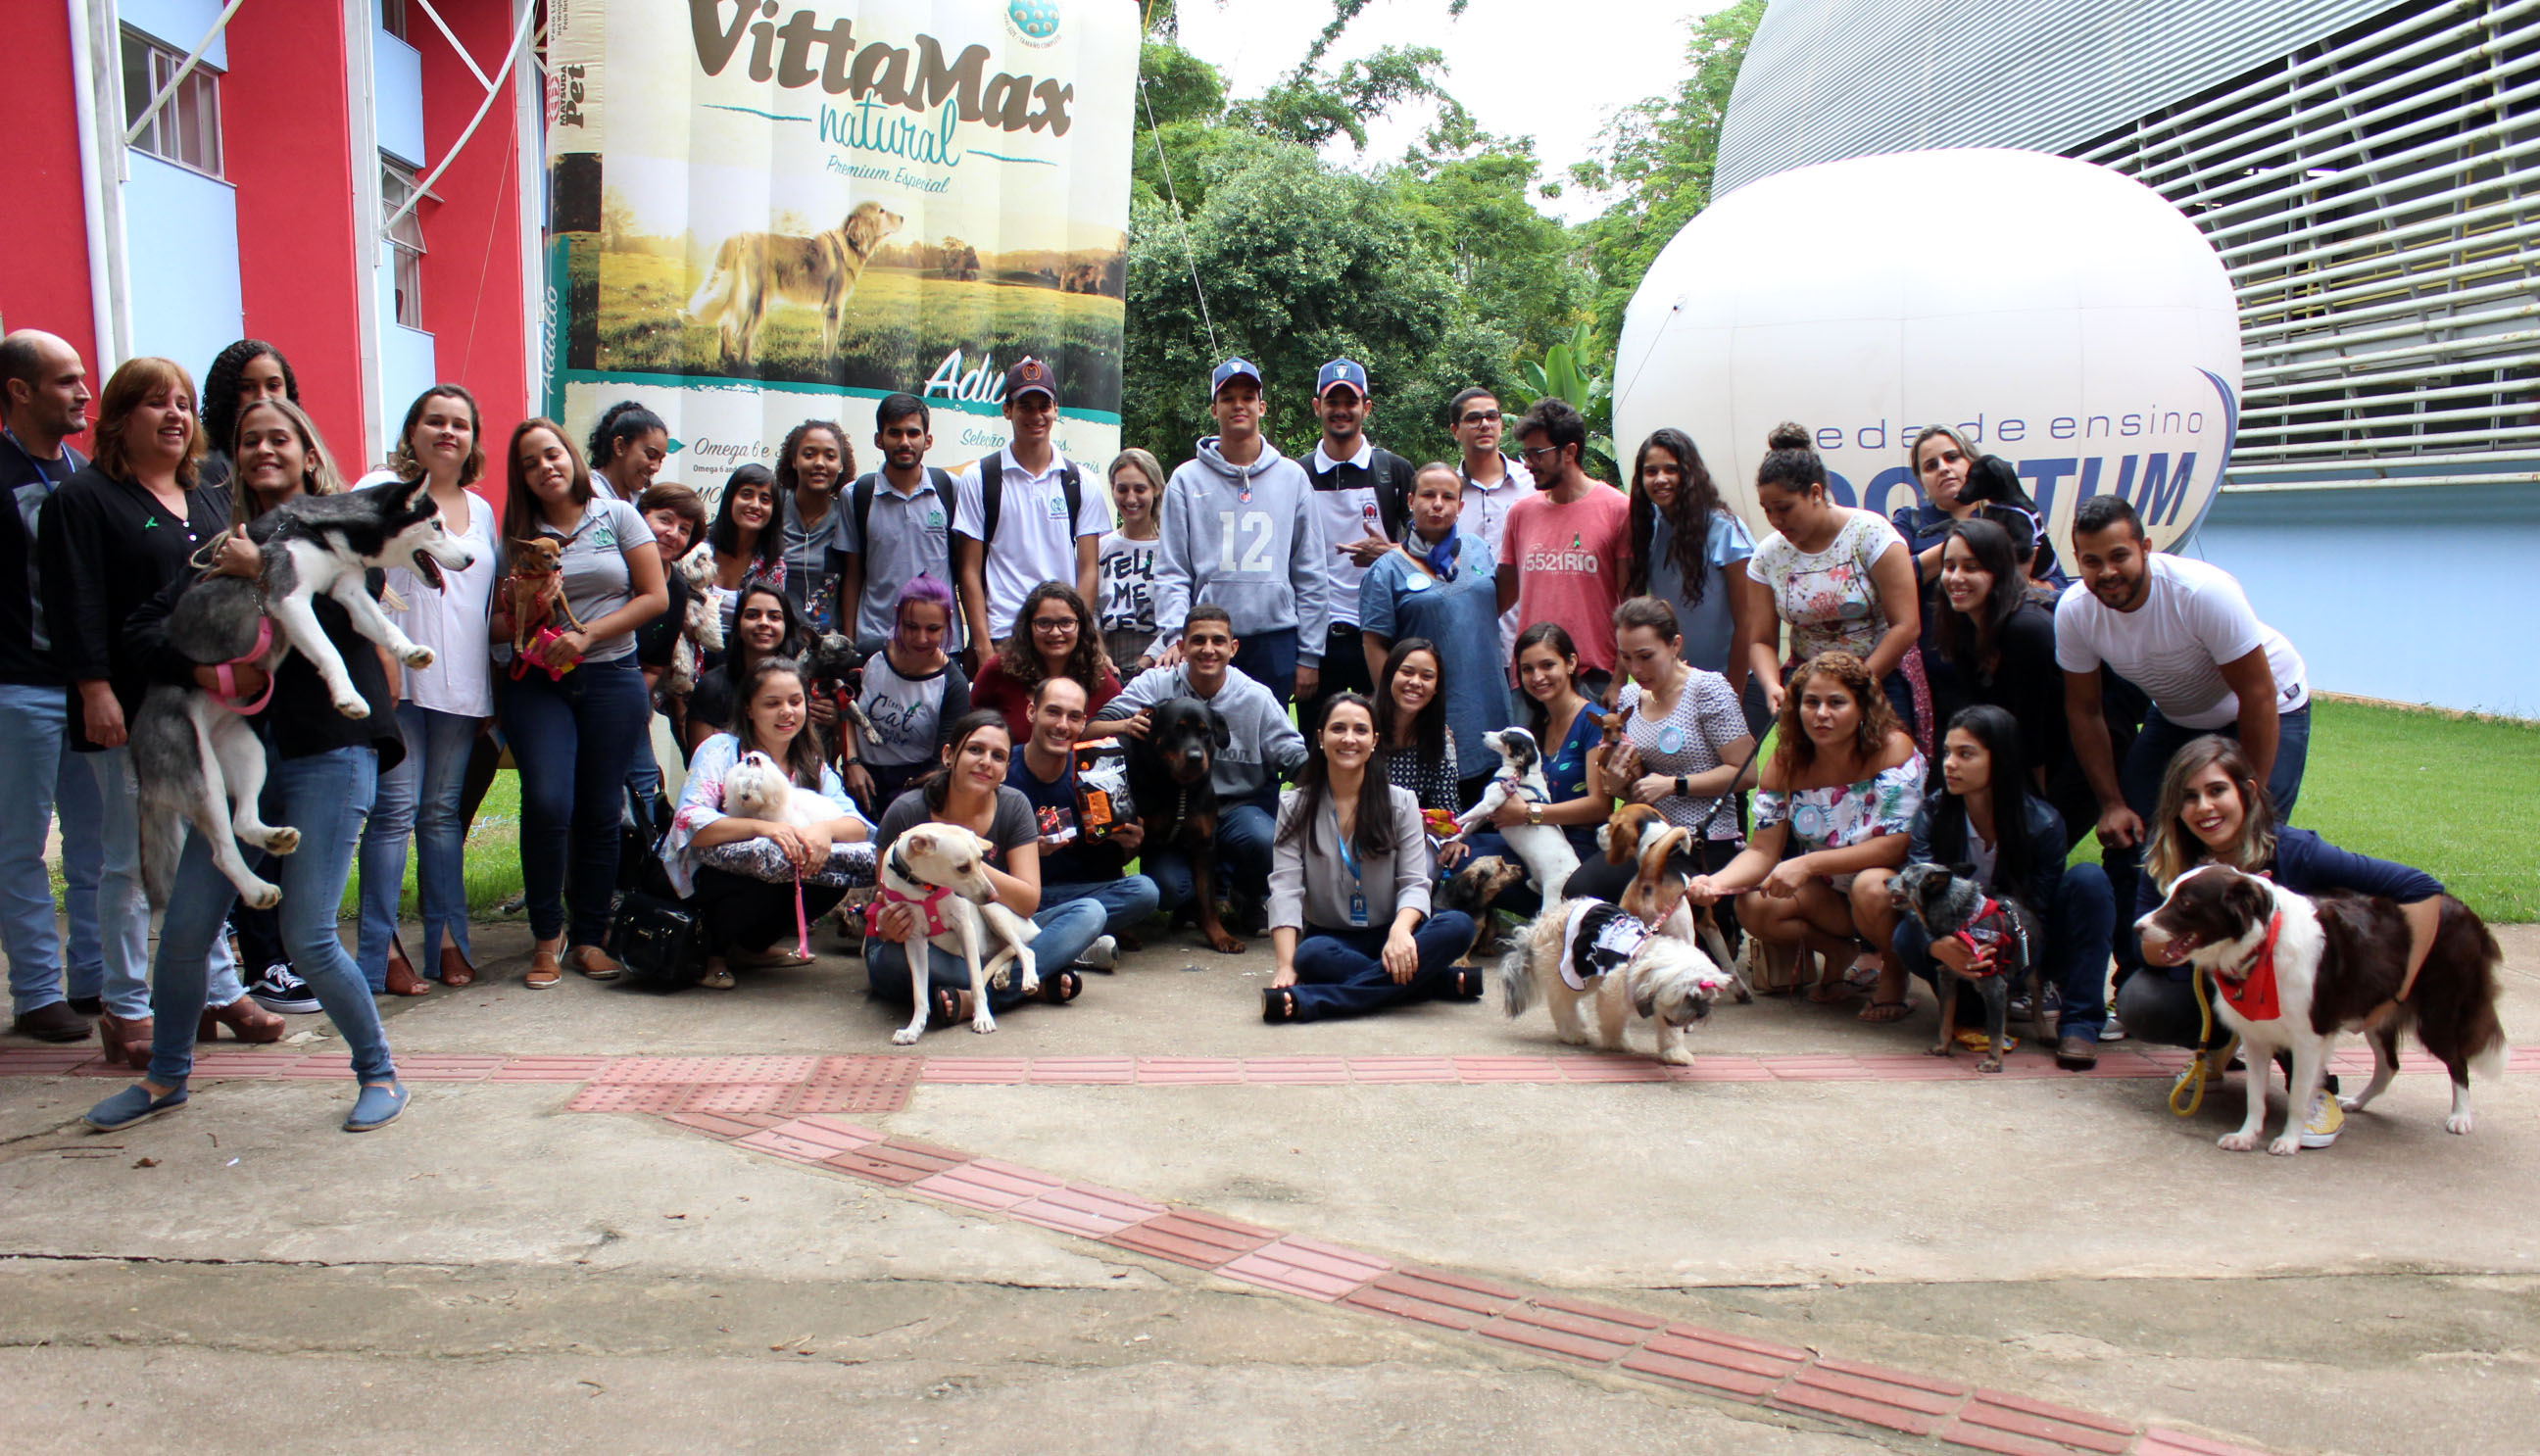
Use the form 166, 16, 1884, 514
958, 454, 1082, 545
1310, 449, 1415, 542
848, 466, 958, 552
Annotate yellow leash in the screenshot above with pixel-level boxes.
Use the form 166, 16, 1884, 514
2169, 968, 2216, 1117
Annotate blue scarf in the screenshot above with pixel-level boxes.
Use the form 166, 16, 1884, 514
1415, 529, 1457, 582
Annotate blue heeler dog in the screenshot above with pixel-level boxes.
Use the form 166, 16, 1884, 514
1888, 861, 2039, 1074
131, 476, 476, 908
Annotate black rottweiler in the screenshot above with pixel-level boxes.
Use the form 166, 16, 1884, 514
1128, 696, 1243, 953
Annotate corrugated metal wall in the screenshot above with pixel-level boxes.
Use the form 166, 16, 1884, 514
1712, 0, 2540, 495
1715, 0, 2392, 194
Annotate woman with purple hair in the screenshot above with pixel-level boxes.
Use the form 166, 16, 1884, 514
842, 573, 971, 816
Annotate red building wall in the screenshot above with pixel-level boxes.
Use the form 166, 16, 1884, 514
224, 4, 370, 465
0, 7, 103, 375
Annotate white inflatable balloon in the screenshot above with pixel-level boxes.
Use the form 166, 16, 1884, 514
1612, 148, 2240, 556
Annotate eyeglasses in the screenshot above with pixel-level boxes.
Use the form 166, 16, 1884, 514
1029, 616, 1078, 633
1519, 444, 1562, 462
1459, 411, 1501, 425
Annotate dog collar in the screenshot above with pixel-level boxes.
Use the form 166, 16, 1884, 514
1499, 771, 1547, 804
2212, 910, 2284, 1022
214, 617, 277, 716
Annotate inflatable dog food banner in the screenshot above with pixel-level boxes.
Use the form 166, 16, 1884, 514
544, 0, 1135, 498
1613, 148, 2242, 558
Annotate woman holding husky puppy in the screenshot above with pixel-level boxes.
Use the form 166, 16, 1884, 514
82, 397, 410, 1133
663, 655, 870, 990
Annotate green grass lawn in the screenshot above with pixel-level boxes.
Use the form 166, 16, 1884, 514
371, 700, 2534, 926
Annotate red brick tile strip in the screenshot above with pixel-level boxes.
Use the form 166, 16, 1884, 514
642, 1105, 2278, 1455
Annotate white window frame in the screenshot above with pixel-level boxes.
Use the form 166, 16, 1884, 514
381, 159, 428, 330
122, 27, 223, 178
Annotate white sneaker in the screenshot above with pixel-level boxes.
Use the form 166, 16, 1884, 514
1078, 935, 1118, 972
2098, 1012, 2128, 1043
2300, 1091, 2344, 1148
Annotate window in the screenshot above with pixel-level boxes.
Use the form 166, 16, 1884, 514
381, 161, 427, 329
121, 29, 223, 177
380, 0, 409, 41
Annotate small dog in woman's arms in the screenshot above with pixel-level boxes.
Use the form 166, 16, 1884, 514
1452, 727, 1580, 896
2138, 865, 2506, 1153
722, 752, 835, 830
1887, 861, 2039, 1074
1498, 898, 1740, 1065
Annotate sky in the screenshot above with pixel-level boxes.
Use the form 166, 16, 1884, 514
1170, 0, 1733, 223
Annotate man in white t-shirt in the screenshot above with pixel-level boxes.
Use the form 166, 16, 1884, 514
1301, 358, 1415, 734
951, 358, 1108, 673
2058, 495, 2311, 967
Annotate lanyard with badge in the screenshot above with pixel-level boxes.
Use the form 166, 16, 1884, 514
1329, 800, 1368, 926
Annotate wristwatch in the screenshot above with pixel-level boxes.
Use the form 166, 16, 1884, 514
1526, 802, 1542, 826
1674, 775, 1689, 798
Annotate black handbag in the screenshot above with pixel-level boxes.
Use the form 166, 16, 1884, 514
608, 886, 704, 992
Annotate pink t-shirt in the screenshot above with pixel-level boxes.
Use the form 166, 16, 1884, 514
1496, 483, 1633, 673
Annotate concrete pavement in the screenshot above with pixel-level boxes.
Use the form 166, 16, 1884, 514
3, 919, 2534, 1452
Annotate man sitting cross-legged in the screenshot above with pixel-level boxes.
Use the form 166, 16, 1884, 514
1005, 675, 1160, 969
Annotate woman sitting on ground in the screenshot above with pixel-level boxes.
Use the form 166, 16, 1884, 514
1264, 694, 1480, 1023
1572, 596, 1758, 905
662, 656, 871, 990
1899, 705, 2117, 1068
863, 711, 1102, 1025
1458, 624, 1616, 912
2120, 736, 2444, 1094
966, 580, 1119, 745
1689, 652, 1924, 1020
685, 582, 807, 753
845, 574, 971, 816
1373, 636, 1459, 818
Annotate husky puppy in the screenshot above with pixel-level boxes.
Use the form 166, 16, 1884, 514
1450, 727, 1580, 895
131, 476, 476, 907
1888, 861, 2038, 1073
1498, 898, 1740, 1065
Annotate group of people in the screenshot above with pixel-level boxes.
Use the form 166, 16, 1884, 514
0, 327, 2452, 1151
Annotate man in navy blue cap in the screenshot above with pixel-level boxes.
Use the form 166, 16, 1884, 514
1299, 358, 1415, 732
1150, 357, 1327, 710
952, 356, 1107, 669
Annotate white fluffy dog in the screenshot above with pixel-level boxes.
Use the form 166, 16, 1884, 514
723, 751, 833, 829
876, 826, 1039, 1045
1451, 727, 1580, 894
665, 543, 724, 697
1498, 898, 1740, 1065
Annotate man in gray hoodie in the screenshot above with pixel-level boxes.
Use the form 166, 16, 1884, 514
1098, 606, 1308, 934
1148, 359, 1329, 709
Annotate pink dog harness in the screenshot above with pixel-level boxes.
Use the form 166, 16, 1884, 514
214, 617, 276, 715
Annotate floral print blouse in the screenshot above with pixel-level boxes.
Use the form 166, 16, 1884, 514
1748, 510, 1906, 663
1753, 752, 1927, 852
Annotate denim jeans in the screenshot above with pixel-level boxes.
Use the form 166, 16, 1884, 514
146, 747, 393, 1087
497, 656, 652, 945
860, 900, 1107, 1013
356, 704, 484, 983
1892, 862, 2118, 1042
1040, 876, 1159, 949
0, 683, 105, 1015
1142, 802, 1276, 910
1231, 626, 1299, 709
2105, 702, 2310, 974
88, 745, 242, 1018
1286, 912, 1478, 1021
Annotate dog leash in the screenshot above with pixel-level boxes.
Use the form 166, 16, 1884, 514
792, 870, 811, 959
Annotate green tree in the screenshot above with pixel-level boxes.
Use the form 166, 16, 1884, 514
1571, 0, 1765, 351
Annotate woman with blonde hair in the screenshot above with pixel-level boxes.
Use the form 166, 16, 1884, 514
356, 385, 502, 992
1096, 448, 1166, 672
82, 393, 411, 1132
36, 358, 263, 1065
1688, 651, 1924, 1020
2119, 734, 2445, 1146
